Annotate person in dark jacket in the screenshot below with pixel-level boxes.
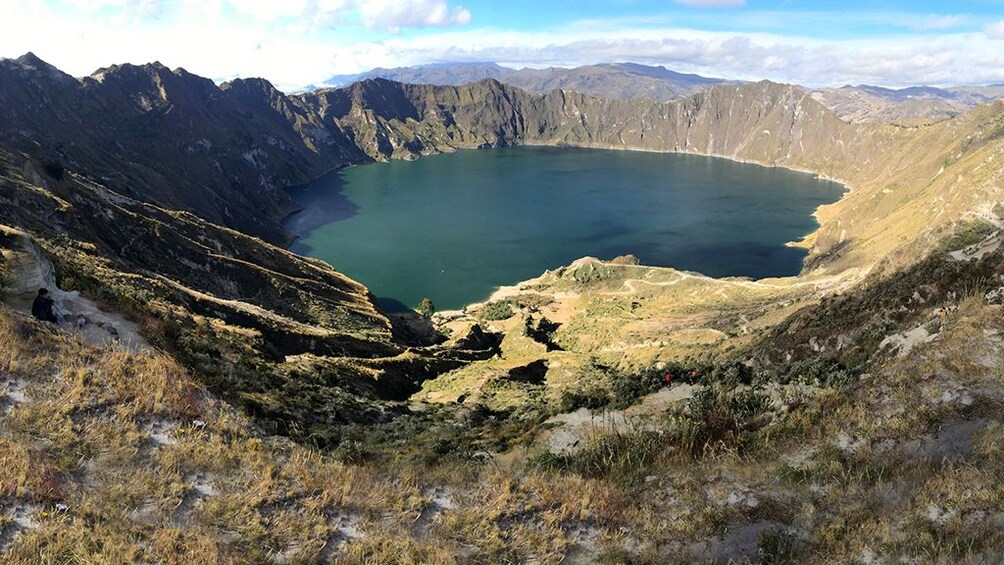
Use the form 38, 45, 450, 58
31, 288, 58, 323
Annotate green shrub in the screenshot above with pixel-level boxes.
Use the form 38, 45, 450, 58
938, 219, 996, 252
479, 299, 513, 321
609, 367, 665, 409
708, 361, 754, 387
534, 428, 669, 486
559, 387, 610, 412
416, 297, 436, 318
755, 358, 857, 388
675, 384, 771, 455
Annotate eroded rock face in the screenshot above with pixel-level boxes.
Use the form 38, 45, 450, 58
0, 54, 363, 243
0, 158, 501, 441
0, 149, 404, 440
2, 236, 52, 300
1, 230, 147, 349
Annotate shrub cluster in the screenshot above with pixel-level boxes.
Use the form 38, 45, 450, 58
479, 299, 515, 321
560, 358, 856, 414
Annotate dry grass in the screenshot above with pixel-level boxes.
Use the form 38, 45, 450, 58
0, 308, 629, 563
3, 293, 1004, 562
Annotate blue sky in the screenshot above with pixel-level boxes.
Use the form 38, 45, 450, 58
2, 0, 1004, 90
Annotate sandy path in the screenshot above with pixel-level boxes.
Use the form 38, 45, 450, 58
3, 237, 148, 350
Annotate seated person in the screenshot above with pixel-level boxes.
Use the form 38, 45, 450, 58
31, 288, 58, 323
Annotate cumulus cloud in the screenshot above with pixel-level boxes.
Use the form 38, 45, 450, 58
2, 2, 1004, 91
674, 0, 746, 7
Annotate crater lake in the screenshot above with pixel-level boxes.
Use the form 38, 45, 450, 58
285, 146, 846, 311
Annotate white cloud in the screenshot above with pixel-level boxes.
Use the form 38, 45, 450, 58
353, 27, 1004, 89
357, 0, 472, 32
45, 0, 471, 31
2, 2, 1004, 91
60, 0, 168, 18
227, 0, 313, 22
222, 0, 470, 31
674, 0, 746, 7
985, 20, 1004, 39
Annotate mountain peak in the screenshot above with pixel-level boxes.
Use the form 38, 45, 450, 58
5, 51, 76, 83
14, 51, 67, 72
16, 51, 46, 66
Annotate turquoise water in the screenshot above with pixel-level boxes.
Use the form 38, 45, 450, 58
285, 146, 845, 311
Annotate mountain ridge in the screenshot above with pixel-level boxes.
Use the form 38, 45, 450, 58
321, 60, 1004, 125
322, 61, 736, 102
809, 83, 1003, 125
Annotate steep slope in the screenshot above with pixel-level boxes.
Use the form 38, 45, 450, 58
4, 262, 1004, 563
0, 131, 497, 445
0, 53, 365, 243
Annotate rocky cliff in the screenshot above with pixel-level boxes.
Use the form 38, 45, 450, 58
308, 77, 1004, 273
0, 53, 366, 244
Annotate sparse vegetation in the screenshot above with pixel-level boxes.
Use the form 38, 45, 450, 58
479, 298, 514, 321
416, 297, 436, 318
2, 218, 1004, 564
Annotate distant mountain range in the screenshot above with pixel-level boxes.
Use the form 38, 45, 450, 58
323, 61, 1004, 125
809, 83, 1004, 125
323, 62, 737, 102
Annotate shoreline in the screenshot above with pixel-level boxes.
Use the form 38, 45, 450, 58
278, 142, 854, 312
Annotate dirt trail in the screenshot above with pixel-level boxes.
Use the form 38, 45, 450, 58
2, 236, 148, 350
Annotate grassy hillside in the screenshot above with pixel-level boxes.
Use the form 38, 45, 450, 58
4, 266, 1004, 562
